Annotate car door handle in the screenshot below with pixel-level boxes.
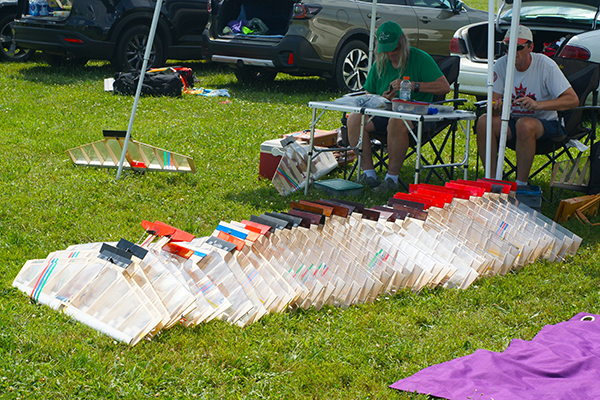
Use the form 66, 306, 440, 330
368, 13, 381, 20
419, 16, 431, 24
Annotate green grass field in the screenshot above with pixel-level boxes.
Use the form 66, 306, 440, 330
2, 3, 600, 397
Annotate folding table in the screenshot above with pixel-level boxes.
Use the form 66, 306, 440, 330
304, 101, 477, 194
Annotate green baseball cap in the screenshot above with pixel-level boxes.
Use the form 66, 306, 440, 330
377, 21, 403, 53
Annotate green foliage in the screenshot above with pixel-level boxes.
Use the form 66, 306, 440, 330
1, 56, 599, 399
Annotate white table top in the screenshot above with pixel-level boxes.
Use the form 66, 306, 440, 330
307, 100, 476, 122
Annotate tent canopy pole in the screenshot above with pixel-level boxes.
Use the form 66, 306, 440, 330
116, 0, 164, 179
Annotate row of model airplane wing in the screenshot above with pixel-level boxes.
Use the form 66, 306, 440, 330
13, 188, 581, 345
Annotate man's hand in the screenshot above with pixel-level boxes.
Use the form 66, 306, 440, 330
514, 96, 538, 110
383, 79, 400, 100
514, 87, 578, 111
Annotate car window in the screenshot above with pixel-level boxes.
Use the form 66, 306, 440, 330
357, 0, 409, 5
410, 0, 452, 9
354, 0, 419, 48
501, 4, 598, 27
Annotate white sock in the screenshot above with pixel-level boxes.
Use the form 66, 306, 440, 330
385, 174, 398, 184
363, 169, 377, 179
516, 179, 528, 186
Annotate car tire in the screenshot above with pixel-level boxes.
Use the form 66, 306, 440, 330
0, 14, 35, 62
113, 26, 165, 72
233, 67, 277, 84
333, 40, 369, 92
42, 52, 88, 67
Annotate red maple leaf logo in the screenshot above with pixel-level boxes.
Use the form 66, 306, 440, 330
514, 83, 527, 99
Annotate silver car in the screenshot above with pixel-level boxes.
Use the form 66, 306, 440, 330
451, 0, 600, 100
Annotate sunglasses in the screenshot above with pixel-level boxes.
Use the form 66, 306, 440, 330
505, 42, 530, 52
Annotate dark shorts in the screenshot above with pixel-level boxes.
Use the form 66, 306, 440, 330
504, 118, 566, 148
371, 116, 438, 146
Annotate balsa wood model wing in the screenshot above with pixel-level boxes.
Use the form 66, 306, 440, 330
66, 130, 196, 173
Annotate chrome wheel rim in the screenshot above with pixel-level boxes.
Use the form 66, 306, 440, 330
342, 48, 369, 91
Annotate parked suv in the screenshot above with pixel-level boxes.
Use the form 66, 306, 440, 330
12, 0, 208, 70
0, 0, 35, 61
202, 0, 487, 92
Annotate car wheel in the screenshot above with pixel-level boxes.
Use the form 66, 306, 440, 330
113, 26, 165, 72
334, 40, 369, 92
0, 14, 35, 62
233, 67, 277, 84
42, 52, 88, 67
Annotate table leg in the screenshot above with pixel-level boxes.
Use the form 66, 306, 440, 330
305, 108, 317, 195
414, 119, 424, 184
356, 113, 366, 182
463, 120, 471, 180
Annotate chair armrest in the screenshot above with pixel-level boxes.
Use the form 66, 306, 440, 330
432, 98, 468, 106
567, 105, 600, 112
558, 105, 600, 119
474, 99, 490, 109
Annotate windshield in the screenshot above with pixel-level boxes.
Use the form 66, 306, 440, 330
501, 2, 599, 26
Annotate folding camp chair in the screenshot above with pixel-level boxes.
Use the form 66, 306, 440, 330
340, 54, 466, 190
476, 57, 600, 199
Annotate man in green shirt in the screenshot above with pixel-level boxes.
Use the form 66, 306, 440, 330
347, 21, 450, 193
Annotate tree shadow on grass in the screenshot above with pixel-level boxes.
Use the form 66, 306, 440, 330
16, 57, 342, 101
223, 186, 295, 211
167, 59, 343, 101
17, 62, 115, 85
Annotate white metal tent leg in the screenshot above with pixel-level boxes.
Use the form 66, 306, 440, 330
116, 0, 164, 179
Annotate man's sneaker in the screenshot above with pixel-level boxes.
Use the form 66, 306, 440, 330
516, 184, 541, 194
360, 174, 381, 189
373, 177, 398, 194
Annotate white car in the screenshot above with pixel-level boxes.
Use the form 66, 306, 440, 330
450, 0, 600, 101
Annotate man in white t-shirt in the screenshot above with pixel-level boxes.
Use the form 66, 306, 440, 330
476, 25, 579, 189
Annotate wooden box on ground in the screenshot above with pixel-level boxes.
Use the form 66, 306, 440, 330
282, 129, 339, 148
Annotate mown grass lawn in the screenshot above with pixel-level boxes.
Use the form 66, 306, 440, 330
1, 35, 600, 399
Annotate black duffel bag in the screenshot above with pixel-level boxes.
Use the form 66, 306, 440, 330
113, 71, 182, 97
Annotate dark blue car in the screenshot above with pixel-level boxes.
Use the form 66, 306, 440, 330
0, 0, 35, 61
12, 0, 209, 70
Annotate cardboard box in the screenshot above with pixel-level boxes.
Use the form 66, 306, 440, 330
282, 129, 338, 148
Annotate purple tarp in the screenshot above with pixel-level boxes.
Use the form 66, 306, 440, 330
390, 313, 600, 400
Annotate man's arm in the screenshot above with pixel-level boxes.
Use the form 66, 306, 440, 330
412, 75, 451, 96
515, 87, 579, 111
386, 75, 451, 98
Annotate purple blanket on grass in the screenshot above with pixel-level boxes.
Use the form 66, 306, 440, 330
390, 313, 600, 400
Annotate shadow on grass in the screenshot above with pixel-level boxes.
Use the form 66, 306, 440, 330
224, 186, 291, 211
15, 56, 341, 101
17, 63, 115, 85
166, 59, 342, 100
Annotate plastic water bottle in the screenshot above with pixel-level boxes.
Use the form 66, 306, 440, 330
29, 0, 39, 16
399, 76, 411, 101
39, 0, 49, 16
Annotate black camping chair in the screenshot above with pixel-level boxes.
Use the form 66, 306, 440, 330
476, 57, 600, 198
340, 54, 466, 190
